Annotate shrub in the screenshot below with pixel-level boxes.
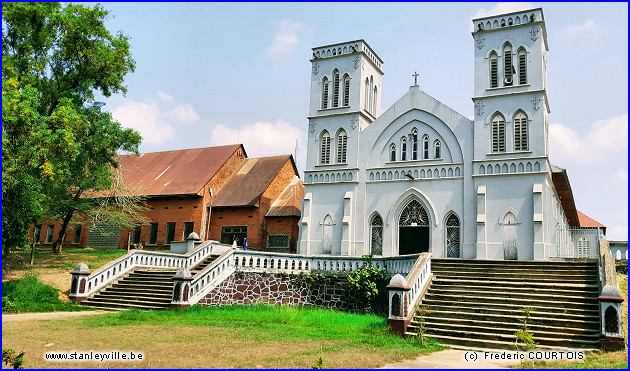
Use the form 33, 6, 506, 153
347, 255, 388, 314
2, 274, 84, 313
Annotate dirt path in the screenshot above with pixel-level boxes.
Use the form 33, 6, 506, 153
2, 310, 109, 323
381, 349, 521, 369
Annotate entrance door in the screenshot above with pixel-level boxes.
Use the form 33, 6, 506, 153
398, 200, 430, 255
503, 212, 517, 260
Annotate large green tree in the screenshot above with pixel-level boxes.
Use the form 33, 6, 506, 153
2, 2, 142, 254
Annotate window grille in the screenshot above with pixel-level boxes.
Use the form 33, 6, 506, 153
492, 115, 506, 152
390, 144, 396, 162
149, 223, 158, 244
401, 138, 407, 161
504, 44, 513, 86
577, 237, 590, 258
342, 75, 350, 106
371, 214, 383, 255
518, 49, 527, 84
514, 112, 528, 151
267, 234, 290, 249
434, 140, 441, 159
490, 53, 498, 88
446, 214, 460, 258
320, 131, 331, 164
322, 77, 329, 109
411, 130, 418, 160
399, 200, 429, 226
332, 70, 340, 107
423, 135, 429, 159
336, 130, 347, 163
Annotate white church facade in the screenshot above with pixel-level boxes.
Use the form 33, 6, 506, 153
298, 8, 587, 261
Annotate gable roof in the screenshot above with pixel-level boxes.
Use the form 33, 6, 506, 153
212, 155, 297, 207
550, 164, 580, 228
577, 210, 606, 228
116, 145, 243, 197
265, 176, 305, 217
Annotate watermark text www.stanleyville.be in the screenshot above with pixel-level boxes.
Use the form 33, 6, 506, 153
44, 350, 144, 362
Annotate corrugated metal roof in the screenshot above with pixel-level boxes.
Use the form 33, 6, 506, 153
116, 145, 242, 197
577, 210, 606, 228
212, 155, 295, 207
265, 176, 304, 217
551, 165, 580, 228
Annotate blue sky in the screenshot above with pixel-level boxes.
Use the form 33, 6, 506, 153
96, 2, 628, 240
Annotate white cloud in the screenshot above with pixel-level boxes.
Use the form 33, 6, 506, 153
157, 90, 174, 103
210, 119, 305, 160
607, 224, 628, 241
558, 20, 601, 39
267, 19, 303, 57
472, 2, 535, 20
549, 114, 628, 163
111, 91, 201, 145
614, 169, 628, 182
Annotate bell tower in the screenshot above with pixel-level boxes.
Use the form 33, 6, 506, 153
471, 8, 549, 160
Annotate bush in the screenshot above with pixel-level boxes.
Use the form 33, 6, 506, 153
2, 274, 85, 313
347, 255, 389, 314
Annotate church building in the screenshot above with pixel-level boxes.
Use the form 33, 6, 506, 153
298, 8, 593, 261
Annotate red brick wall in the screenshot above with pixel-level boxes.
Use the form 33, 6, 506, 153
264, 216, 300, 253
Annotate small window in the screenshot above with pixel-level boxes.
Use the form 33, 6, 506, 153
434, 140, 441, 159
401, 137, 407, 161
518, 48, 527, 84
336, 130, 347, 163
184, 222, 194, 239
492, 114, 506, 152
390, 144, 396, 162
503, 43, 513, 86
132, 224, 141, 244
165, 222, 176, 244
72, 225, 82, 244
342, 74, 350, 106
490, 52, 498, 88
33, 225, 42, 244
370, 214, 383, 255
423, 135, 429, 159
45, 225, 55, 244
149, 223, 158, 244
411, 129, 418, 160
364, 78, 370, 112
332, 70, 340, 108
373, 85, 378, 115
267, 234, 290, 249
514, 112, 528, 151
320, 131, 331, 164
321, 77, 329, 109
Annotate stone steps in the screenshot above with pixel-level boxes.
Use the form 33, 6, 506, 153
410, 259, 601, 349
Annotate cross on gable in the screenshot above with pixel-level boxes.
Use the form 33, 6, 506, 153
412, 72, 419, 86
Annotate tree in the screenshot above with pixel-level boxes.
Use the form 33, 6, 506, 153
2, 3, 142, 254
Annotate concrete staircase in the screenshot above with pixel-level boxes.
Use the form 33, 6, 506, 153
82, 254, 220, 311
407, 258, 601, 349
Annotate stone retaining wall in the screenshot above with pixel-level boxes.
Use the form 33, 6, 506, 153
198, 272, 364, 312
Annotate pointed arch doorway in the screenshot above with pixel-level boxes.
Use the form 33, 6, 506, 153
398, 200, 430, 255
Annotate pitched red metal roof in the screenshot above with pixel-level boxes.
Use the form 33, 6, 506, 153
212, 155, 296, 207
116, 145, 242, 197
265, 176, 305, 217
577, 210, 606, 228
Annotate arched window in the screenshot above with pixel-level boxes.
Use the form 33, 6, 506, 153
434, 140, 441, 159
503, 212, 517, 260
411, 129, 418, 160
342, 74, 350, 106
364, 78, 370, 112
373, 85, 378, 115
336, 129, 347, 163
492, 114, 506, 152
514, 112, 528, 151
320, 131, 331, 164
518, 48, 527, 84
423, 135, 429, 159
369, 76, 374, 114
489, 52, 498, 88
390, 144, 396, 162
370, 214, 383, 255
321, 77, 329, 109
332, 70, 340, 107
401, 137, 407, 161
446, 214, 460, 258
322, 214, 333, 254
503, 43, 513, 86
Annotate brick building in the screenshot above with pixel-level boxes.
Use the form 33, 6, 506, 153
29, 145, 302, 251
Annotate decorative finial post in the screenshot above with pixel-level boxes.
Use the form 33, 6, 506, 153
412, 72, 419, 86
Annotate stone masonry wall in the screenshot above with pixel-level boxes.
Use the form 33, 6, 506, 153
198, 272, 364, 312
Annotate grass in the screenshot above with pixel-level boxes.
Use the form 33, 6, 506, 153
2, 247, 128, 272
2, 274, 86, 313
2, 305, 443, 368
513, 272, 628, 369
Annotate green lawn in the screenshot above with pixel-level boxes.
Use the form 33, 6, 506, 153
3, 305, 443, 368
2, 274, 87, 313
3, 247, 128, 272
